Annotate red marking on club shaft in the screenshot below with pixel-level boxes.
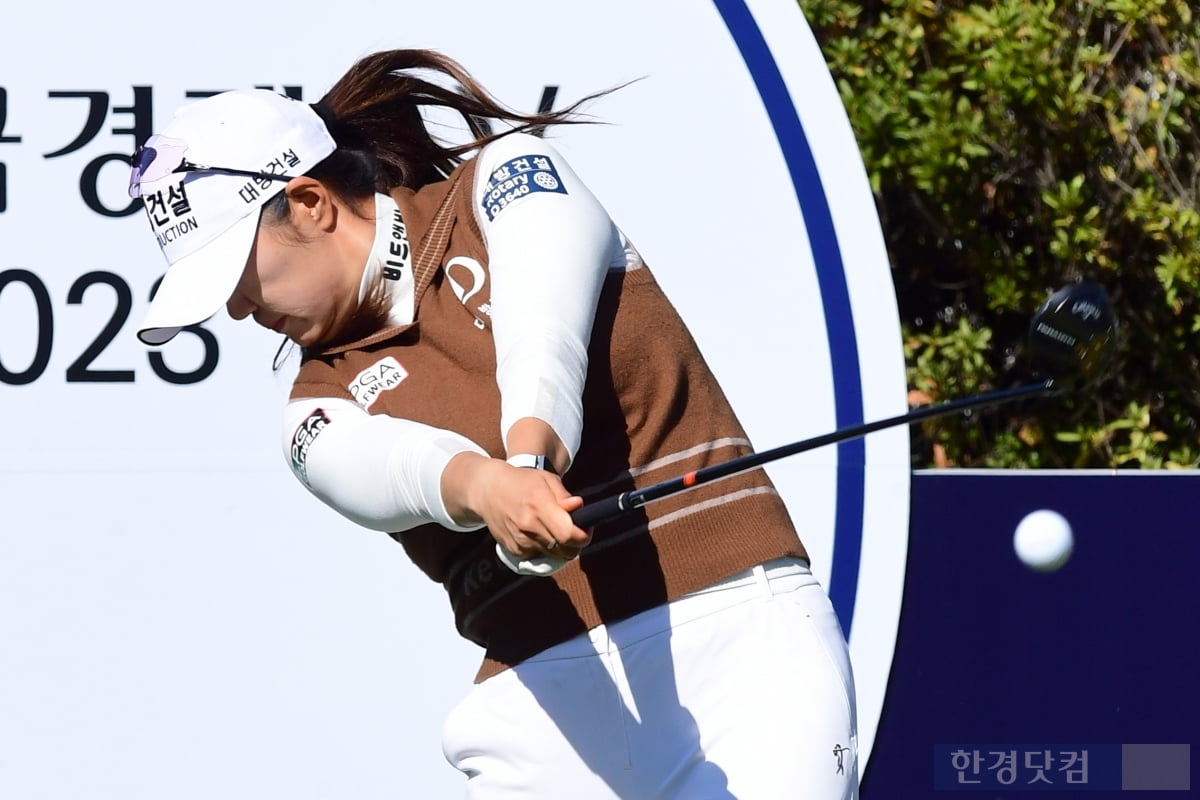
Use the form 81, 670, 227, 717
683, 472, 697, 488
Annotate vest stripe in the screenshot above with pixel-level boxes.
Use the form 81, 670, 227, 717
571, 436, 753, 497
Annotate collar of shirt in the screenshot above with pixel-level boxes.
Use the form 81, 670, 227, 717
358, 193, 417, 327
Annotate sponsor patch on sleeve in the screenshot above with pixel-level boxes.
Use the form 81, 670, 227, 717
481, 154, 568, 222
290, 408, 331, 486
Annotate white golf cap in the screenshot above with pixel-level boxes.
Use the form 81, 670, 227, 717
133, 90, 336, 345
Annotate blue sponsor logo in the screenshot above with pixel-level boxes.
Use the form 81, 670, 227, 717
481, 155, 568, 221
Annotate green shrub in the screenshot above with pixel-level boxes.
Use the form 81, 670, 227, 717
800, 0, 1200, 468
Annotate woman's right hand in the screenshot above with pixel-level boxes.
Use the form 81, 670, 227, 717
441, 452, 590, 564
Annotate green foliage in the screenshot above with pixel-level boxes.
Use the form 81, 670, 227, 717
800, 0, 1200, 468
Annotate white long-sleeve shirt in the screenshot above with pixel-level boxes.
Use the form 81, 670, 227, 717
281, 133, 641, 533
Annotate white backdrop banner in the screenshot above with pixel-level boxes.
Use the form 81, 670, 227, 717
0, 1, 909, 796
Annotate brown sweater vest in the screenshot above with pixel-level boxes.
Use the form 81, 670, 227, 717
291, 159, 807, 681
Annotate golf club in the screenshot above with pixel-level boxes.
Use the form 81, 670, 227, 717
568, 281, 1119, 530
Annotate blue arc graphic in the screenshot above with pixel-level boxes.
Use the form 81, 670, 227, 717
714, 0, 866, 637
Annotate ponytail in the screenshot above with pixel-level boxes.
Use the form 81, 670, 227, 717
313, 49, 613, 192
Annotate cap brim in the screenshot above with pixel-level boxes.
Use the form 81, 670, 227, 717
137, 210, 259, 346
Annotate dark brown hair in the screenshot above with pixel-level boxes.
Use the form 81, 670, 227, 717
320, 49, 608, 188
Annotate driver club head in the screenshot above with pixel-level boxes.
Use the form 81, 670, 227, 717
1027, 281, 1119, 389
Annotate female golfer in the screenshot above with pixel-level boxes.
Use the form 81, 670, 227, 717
131, 49, 858, 799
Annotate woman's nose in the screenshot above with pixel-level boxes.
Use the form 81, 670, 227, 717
226, 291, 256, 321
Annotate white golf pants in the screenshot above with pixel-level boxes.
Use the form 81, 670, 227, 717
442, 557, 859, 799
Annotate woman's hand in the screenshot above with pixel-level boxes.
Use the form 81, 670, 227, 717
442, 453, 591, 562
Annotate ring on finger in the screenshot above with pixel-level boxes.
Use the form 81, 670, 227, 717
544, 538, 558, 552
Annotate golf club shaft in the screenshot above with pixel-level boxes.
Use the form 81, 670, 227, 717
569, 378, 1060, 529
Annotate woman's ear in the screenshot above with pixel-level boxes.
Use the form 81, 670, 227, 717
284, 177, 337, 235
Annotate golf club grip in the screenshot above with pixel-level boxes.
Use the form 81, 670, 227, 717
570, 493, 633, 529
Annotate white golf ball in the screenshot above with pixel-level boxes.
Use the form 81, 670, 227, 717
1013, 509, 1074, 572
